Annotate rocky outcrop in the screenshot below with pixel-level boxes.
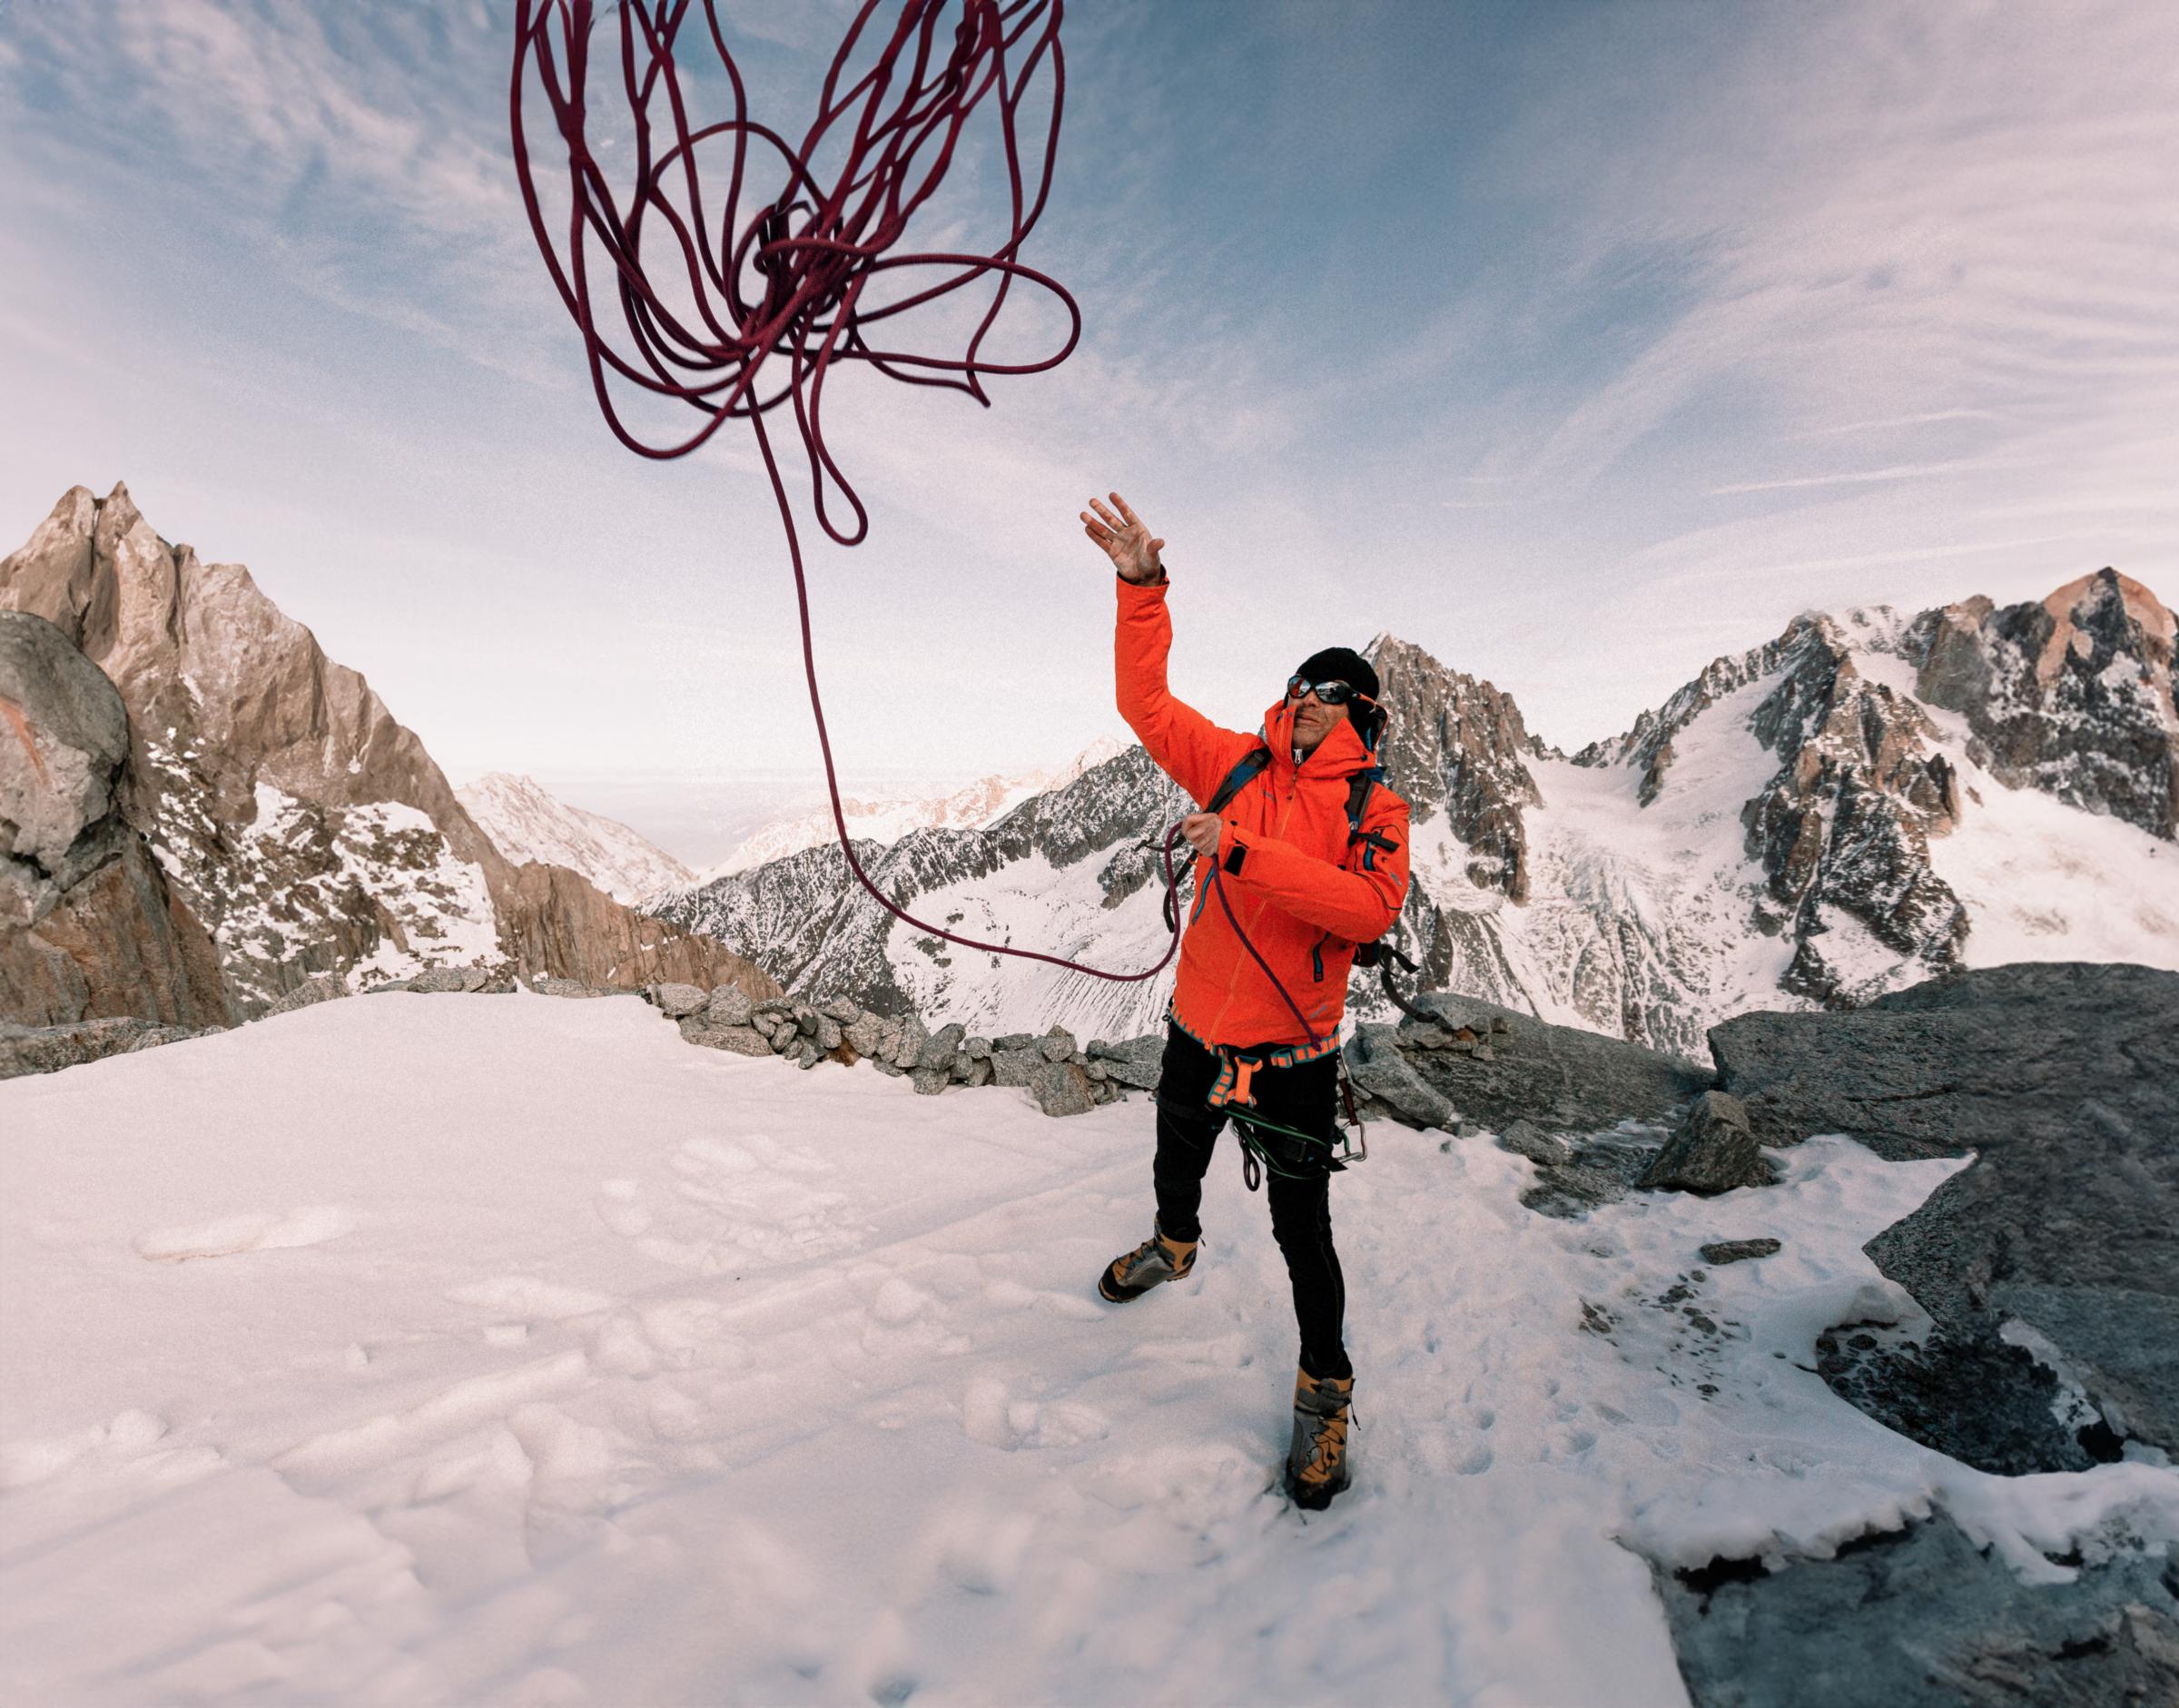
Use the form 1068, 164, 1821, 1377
1911, 568, 2177, 840
1, 609, 230, 1027
1709, 961, 2179, 1454
1366, 634, 1543, 902
1389, 991, 1712, 1132
1658, 1511, 2179, 1708
1739, 616, 1967, 1005
498, 859, 774, 996
0, 1013, 221, 1079
457, 772, 693, 905
1637, 1090, 1778, 1194
1, 484, 773, 1027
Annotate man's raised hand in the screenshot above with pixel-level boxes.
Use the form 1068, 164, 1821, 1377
1081, 492, 1165, 585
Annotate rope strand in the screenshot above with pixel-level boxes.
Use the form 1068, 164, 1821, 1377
509, 1, 1303, 1016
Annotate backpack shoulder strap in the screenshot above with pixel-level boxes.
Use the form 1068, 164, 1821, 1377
1344, 766, 1384, 843
1205, 745, 1272, 815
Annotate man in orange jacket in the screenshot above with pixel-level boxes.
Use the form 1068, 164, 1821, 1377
1080, 491, 1412, 1511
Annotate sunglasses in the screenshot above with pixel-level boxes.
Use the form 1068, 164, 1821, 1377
1287, 675, 1371, 706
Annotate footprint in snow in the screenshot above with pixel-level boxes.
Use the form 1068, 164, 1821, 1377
133, 1207, 355, 1262
961, 1373, 1108, 1451
0, 1408, 170, 1489
446, 1277, 615, 1319
594, 1178, 651, 1238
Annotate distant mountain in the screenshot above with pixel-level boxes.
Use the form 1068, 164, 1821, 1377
652, 570, 2176, 1052
684, 737, 1125, 884
1, 483, 774, 1027
458, 772, 692, 906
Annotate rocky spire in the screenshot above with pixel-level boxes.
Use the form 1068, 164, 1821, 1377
2, 483, 774, 1022
1910, 568, 2176, 841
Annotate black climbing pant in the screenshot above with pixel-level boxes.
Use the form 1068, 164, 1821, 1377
1149, 1022, 1353, 1383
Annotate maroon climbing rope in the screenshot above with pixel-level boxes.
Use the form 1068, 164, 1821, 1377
510, 0, 1215, 988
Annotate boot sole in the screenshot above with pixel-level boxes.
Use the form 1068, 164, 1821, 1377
1287, 1474, 1351, 1512
1096, 1257, 1193, 1304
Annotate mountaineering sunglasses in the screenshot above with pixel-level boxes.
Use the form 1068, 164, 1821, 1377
1287, 675, 1373, 706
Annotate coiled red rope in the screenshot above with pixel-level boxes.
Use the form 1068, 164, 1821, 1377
507, 0, 1325, 1029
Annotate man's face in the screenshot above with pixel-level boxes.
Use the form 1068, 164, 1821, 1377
1288, 679, 1352, 755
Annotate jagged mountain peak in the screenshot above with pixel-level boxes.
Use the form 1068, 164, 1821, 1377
456, 773, 694, 907
1363, 630, 1542, 900
4, 484, 772, 1024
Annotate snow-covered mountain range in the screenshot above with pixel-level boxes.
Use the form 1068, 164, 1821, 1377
456, 772, 693, 906
653, 569, 2176, 1053
683, 737, 1125, 884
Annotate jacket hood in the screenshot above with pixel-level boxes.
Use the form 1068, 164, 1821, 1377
1261, 696, 1377, 778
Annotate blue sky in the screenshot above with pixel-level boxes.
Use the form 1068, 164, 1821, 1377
3, 0, 2174, 860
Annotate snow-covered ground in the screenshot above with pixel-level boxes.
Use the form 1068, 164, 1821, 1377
5, 999, 2176, 1704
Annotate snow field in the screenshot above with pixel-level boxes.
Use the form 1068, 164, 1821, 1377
5, 996, 2176, 1704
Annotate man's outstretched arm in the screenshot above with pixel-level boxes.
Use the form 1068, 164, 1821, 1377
1084, 491, 1258, 806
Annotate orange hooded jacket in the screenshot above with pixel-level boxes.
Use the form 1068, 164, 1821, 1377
1115, 575, 1412, 1050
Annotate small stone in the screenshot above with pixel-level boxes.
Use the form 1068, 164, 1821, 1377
1700, 1238, 1783, 1267
410, 965, 490, 994
1040, 1028, 1078, 1061
992, 1032, 1038, 1051
1639, 1091, 1779, 1195
991, 1048, 1043, 1088
964, 1035, 992, 1060
1491, 1017, 1511, 1034
795, 1039, 823, 1070
263, 973, 346, 1018
819, 995, 861, 1024
814, 1016, 843, 1051
701, 986, 754, 1027
678, 1019, 772, 1058
649, 982, 707, 1018
1088, 1033, 1165, 1090
911, 1065, 951, 1095
1472, 1043, 1496, 1062
1084, 1059, 1109, 1081
951, 1052, 975, 1081
1029, 1060, 1096, 1116
964, 1056, 994, 1088
792, 1002, 818, 1036
916, 1022, 967, 1072
1495, 1119, 1572, 1168
843, 1014, 891, 1058
892, 1013, 931, 1070
770, 1028, 798, 1056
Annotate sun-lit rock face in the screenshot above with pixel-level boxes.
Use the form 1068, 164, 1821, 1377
1, 483, 774, 1022
1910, 568, 2177, 842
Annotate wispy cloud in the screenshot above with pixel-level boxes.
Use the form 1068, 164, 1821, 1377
1710, 457, 2007, 497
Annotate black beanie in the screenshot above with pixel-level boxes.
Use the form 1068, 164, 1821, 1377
1294, 646, 1379, 703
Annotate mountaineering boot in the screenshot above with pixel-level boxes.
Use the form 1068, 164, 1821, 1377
1286, 1368, 1354, 1510
1098, 1219, 1198, 1303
